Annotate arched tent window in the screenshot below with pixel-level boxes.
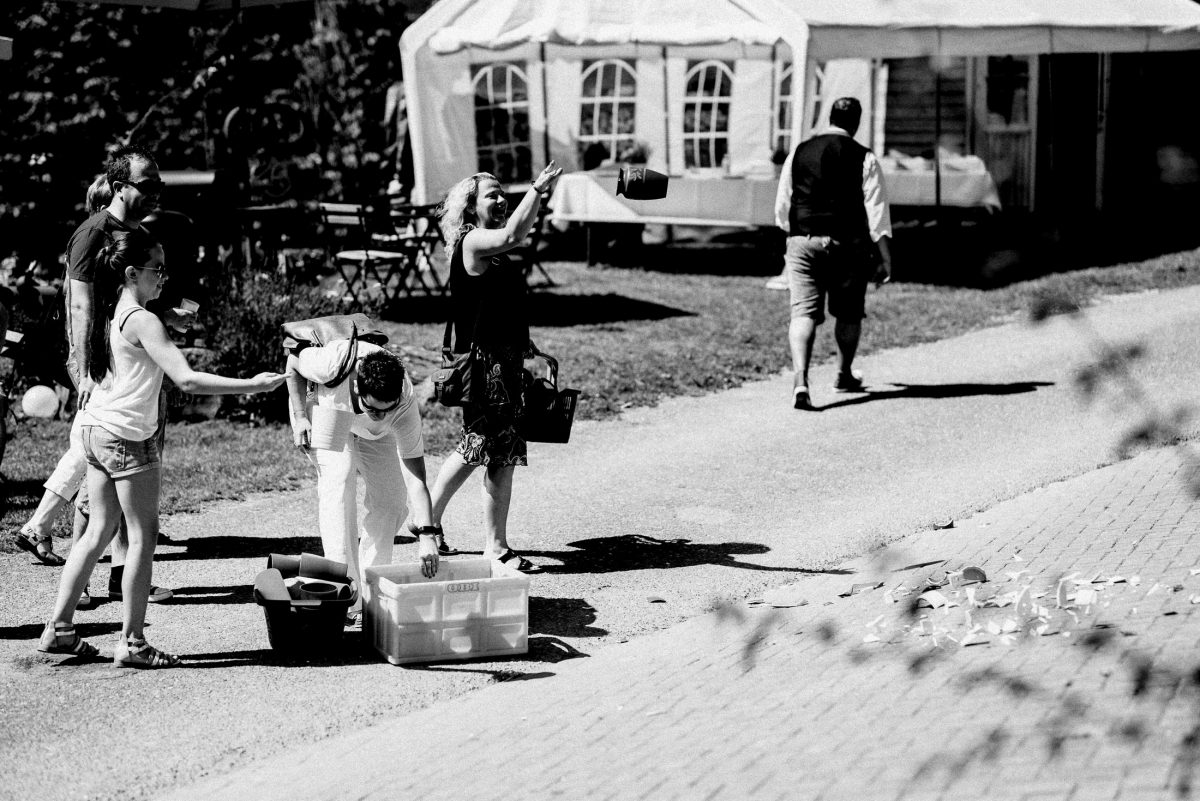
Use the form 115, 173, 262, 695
683, 60, 733, 169
578, 59, 637, 168
473, 62, 532, 184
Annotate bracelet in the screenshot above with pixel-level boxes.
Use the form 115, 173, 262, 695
407, 522, 442, 536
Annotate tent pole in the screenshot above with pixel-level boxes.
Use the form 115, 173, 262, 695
662, 46, 670, 174
540, 43, 550, 166
934, 66, 942, 224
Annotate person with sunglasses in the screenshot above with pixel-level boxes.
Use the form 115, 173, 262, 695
13, 150, 191, 604
285, 339, 438, 620
39, 228, 286, 667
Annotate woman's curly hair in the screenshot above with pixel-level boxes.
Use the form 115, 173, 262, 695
436, 172, 497, 259
88, 228, 159, 382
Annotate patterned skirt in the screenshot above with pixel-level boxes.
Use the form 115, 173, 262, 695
455, 344, 528, 467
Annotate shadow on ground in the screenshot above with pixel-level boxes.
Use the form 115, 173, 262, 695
814, 381, 1053, 412
383, 292, 693, 326
527, 533, 853, 575
155, 535, 324, 562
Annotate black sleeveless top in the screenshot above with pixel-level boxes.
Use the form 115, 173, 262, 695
448, 233, 529, 354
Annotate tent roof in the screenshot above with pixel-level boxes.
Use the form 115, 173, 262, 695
407, 0, 1200, 57
423, 0, 789, 54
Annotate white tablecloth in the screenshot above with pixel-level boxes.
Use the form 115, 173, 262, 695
549, 160, 1000, 229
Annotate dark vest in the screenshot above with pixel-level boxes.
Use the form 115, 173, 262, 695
788, 133, 871, 244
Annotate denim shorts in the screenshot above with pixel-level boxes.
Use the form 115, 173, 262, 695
785, 235, 869, 324
81, 425, 161, 479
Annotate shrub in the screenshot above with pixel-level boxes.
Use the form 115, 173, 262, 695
205, 268, 361, 421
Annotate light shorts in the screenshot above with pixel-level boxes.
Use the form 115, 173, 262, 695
785, 234, 869, 325
81, 425, 160, 479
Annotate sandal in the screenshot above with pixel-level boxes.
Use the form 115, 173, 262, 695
114, 636, 181, 669
38, 622, 100, 657
435, 531, 459, 557
495, 548, 543, 574
77, 586, 93, 610
14, 527, 66, 567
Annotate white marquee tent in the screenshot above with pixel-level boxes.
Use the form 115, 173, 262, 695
399, 0, 1200, 206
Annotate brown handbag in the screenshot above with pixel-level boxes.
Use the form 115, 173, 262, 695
280, 313, 388, 389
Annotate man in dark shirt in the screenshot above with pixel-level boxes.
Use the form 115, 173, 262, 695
774, 97, 893, 410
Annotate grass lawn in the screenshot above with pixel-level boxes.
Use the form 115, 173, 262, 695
6, 243, 1200, 548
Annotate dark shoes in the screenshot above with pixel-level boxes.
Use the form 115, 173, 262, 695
793, 387, 813, 411
834, 371, 866, 393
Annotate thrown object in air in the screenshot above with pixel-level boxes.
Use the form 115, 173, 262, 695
21, 385, 59, 419
616, 166, 669, 200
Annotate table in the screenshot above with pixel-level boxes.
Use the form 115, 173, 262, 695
549, 172, 777, 229
879, 155, 1002, 211
549, 159, 1001, 232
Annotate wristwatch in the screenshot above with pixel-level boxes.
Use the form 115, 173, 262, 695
407, 522, 442, 536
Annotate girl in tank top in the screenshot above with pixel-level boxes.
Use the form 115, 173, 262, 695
38, 228, 286, 668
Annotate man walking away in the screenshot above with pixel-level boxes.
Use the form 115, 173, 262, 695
774, 97, 892, 410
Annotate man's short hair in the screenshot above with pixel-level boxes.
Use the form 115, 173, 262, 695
829, 97, 863, 132
357, 350, 406, 401
105, 144, 158, 185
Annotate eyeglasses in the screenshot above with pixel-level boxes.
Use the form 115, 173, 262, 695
360, 394, 402, 416
136, 265, 167, 276
123, 177, 165, 195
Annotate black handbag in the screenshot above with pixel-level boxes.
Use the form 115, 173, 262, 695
519, 347, 580, 444
280, 313, 388, 389
431, 316, 481, 407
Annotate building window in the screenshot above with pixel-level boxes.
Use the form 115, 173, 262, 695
578, 59, 637, 168
683, 60, 733, 169
473, 62, 532, 184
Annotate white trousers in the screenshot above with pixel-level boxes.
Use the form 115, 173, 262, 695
313, 434, 408, 598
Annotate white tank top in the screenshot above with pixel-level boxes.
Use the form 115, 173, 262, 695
79, 296, 164, 441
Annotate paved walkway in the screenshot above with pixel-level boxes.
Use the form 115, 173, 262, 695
167, 444, 1200, 801
6, 284, 1200, 801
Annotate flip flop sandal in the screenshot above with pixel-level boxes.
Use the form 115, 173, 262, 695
496, 549, 543, 574
114, 636, 181, 669
38, 623, 100, 657
14, 528, 66, 566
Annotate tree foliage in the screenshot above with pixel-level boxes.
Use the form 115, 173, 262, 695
0, 0, 429, 265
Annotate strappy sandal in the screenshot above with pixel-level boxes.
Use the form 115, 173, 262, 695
113, 636, 181, 669
495, 548, 543, 574
14, 527, 66, 566
38, 622, 100, 657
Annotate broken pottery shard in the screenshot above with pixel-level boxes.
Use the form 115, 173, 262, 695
647, 596, 667, 604
840, 581, 884, 598
1057, 579, 1070, 608
862, 634, 881, 644
917, 590, 950, 609
932, 520, 955, 530
762, 585, 809, 608
1074, 587, 1098, 607
1015, 586, 1034, 619
961, 566, 988, 585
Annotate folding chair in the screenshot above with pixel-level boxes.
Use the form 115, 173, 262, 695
386, 202, 448, 295
317, 202, 412, 303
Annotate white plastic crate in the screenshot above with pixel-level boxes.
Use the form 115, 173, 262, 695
363, 557, 530, 665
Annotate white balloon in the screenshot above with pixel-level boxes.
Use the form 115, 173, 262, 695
21, 385, 59, 419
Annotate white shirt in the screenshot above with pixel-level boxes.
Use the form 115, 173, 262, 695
79, 297, 164, 441
774, 125, 893, 241
297, 340, 424, 457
